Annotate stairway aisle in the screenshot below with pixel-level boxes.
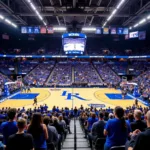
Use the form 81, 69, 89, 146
61, 119, 91, 150
62, 120, 74, 150
76, 120, 91, 150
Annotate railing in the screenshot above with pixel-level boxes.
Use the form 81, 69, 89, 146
74, 117, 77, 150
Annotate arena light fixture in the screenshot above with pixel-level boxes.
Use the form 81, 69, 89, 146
0, 15, 17, 28
82, 27, 96, 31
129, 14, 150, 29
102, 22, 107, 28
147, 15, 150, 19
0, 14, 4, 20
139, 19, 146, 25
26, 0, 46, 26
129, 27, 132, 30
107, 14, 113, 21
112, 9, 117, 15
103, 0, 125, 27
116, 0, 125, 9
133, 23, 139, 28
5, 19, 11, 24
53, 27, 67, 31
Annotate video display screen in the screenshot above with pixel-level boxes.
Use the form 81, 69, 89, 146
63, 38, 85, 54
129, 31, 139, 38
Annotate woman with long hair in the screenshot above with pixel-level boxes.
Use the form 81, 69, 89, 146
27, 113, 48, 150
104, 106, 131, 150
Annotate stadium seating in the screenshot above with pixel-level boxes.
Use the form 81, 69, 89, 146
19, 62, 37, 74
109, 62, 128, 75
74, 62, 102, 85
24, 63, 54, 86
48, 63, 72, 86
94, 63, 121, 86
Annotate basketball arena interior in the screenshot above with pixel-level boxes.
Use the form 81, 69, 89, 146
0, 0, 149, 150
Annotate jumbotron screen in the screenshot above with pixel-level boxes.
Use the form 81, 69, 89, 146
62, 33, 86, 54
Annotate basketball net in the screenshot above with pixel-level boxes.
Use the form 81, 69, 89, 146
16, 81, 23, 88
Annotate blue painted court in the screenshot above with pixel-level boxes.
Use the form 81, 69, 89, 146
10, 93, 39, 100
105, 93, 134, 100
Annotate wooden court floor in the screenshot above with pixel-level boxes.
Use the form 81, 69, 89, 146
0, 88, 145, 109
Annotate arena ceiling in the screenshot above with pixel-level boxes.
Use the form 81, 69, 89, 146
0, 0, 150, 30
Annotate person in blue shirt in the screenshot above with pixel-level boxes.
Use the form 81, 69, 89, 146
27, 113, 48, 150
44, 104, 48, 111
0, 108, 18, 145
104, 106, 132, 150
84, 112, 98, 138
87, 113, 98, 131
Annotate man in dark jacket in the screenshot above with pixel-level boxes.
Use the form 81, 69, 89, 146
130, 109, 147, 132
128, 110, 150, 150
88, 112, 106, 148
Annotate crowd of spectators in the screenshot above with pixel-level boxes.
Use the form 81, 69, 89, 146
19, 63, 37, 74
74, 63, 102, 86
79, 104, 150, 150
128, 61, 149, 76
0, 104, 149, 150
132, 68, 150, 101
24, 63, 54, 86
94, 63, 121, 87
0, 73, 19, 98
48, 63, 72, 86
0, 105, 72, 150
109, 62, 128, 75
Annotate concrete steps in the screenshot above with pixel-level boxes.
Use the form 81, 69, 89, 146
62, 119, 90, 150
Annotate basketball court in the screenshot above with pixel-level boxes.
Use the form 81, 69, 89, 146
0, 88, 145, 109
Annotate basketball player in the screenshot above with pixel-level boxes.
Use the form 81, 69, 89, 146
135, 99, 138, 107
27, 85, 31, 93
33, 96, 37, 106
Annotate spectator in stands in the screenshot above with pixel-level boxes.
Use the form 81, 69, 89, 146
52, 117, 64, 136
85, 112, 98, 138
128, 110, 150, 150
51, 117, 64, 150
7, 118, 34, 150
58, 115, 67, 138
27, 113, 48, 150
58, 115, 66, 129
127, 113, 135, 124
104, 106, 131, 150
130, 109, 147, 132
109, 113, 114, 120
0, 108, 18, 145
104, 112, 109, 121
88, 112, 106, 148
62, 112, 72, 134
43, 116, 59, 147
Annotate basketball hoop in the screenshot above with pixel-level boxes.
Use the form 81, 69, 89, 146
16, 81, 23, 88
